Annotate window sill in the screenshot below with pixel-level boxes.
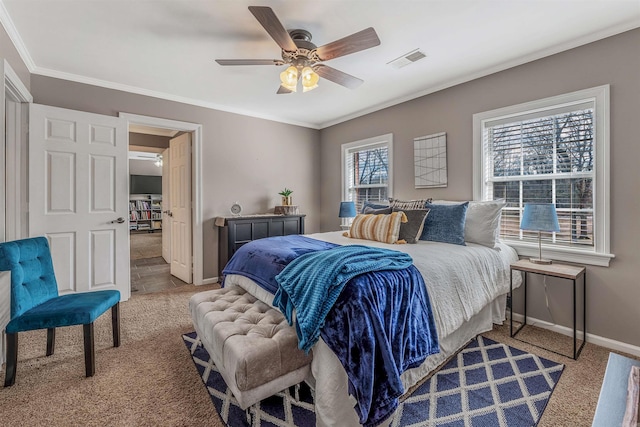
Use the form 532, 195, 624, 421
504, 241, 614, 267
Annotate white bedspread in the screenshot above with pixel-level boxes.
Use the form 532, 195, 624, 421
306, 231, 520, 337
224, 231, 522, 426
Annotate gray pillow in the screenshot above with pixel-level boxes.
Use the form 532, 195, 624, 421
361, 201, 391, 214
392, 208, 429, 244
364, 206, 392, 215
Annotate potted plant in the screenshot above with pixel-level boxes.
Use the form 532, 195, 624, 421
279, 188, 293, 206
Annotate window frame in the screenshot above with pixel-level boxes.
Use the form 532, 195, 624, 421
341, 133, 394, 225
473, 85, 613, 266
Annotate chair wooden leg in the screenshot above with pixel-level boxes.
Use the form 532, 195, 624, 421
83, 323, 95, 378
46, 328, 56, 356
112, 302, 120, 348
4, 333, 18, 387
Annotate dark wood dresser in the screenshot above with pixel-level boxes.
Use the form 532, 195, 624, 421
215, 214, 306, 276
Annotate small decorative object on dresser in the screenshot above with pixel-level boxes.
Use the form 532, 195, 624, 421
274, 205, 299, 215
230, 202, 242, 216
278, 188, 293, 206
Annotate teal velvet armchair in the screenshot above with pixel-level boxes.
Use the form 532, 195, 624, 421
0, 237, 121, 386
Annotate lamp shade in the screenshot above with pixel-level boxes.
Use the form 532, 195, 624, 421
338, 201, 356, 218
520, 203, 560, 232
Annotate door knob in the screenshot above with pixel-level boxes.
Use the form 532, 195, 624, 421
110, 217, 126, 224
164, 210, 173, 217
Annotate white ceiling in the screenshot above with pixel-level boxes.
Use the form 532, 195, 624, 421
2, 0, 639, 129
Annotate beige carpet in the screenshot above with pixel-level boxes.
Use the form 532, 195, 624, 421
0, 285, 635, 426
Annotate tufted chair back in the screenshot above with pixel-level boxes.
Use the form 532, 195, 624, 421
0, 237, 59, 320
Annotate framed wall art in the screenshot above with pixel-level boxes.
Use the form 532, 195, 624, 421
414, 132, 447, 188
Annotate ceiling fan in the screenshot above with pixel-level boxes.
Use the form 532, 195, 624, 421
215, 6, 381, 94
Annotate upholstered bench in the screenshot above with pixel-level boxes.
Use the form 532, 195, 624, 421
189, 286, 312, 410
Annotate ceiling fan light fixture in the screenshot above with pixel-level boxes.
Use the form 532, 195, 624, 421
301, 66, 319, 92
280, 65, 298, 92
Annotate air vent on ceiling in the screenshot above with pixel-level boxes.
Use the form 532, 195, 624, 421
387, 49, 427, 69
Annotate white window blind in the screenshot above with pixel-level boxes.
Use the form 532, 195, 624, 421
484, 106, 595, 248
473, 85, 613, 266
342, 134, 393, 214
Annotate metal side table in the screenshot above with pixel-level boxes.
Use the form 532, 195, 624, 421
510, 259, 586, 360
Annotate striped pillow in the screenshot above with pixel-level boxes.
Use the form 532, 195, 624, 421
344, 212, 408, 244
391, 198, 432, 210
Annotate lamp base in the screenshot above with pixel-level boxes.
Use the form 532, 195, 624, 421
529, 257, 553, 265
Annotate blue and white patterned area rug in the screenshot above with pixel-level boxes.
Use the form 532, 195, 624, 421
182, 333, 563, 427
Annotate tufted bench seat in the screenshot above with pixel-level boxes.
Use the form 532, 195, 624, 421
189, 286, 312, 410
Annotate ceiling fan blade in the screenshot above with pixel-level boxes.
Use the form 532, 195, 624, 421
248, 6, 297, 52
277, 85, 293, 94
314, 64, 363, 89
215, 59, 283, 66
315, 27, 380, 61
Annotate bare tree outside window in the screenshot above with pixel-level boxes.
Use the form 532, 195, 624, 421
488, 109, 594, 248
348, 147, 389, 212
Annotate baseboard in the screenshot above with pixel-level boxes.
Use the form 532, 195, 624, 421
200, 277, 219, 286
510, 313, 640, 358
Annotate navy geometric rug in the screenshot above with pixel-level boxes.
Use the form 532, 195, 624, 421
182, 333, 563, 427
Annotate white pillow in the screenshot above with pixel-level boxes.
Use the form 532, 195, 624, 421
431, 199, 506, 247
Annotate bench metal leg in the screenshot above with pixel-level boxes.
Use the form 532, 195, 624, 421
46, 328, 56, 356
83, 323, 95, 377
4, 333, 18, 387
112, 302, 121, 348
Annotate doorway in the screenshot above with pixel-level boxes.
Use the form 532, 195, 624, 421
128, 124, 192, 294
128, 127, 170, 293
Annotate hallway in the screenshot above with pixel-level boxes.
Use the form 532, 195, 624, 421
130, 232, 189, 294
130, 256, 189, 295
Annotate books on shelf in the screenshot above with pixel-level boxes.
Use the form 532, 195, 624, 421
129, 194, 162, 232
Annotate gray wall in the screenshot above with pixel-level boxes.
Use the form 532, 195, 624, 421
319, 28, 640, 348
129, 159, 162, 176
30, 76, 321, 280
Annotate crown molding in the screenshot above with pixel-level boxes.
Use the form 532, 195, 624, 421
1, 0, 637, 131
31, 66, 320, 129
319, 19, 640, 129
0, 1, 36, 72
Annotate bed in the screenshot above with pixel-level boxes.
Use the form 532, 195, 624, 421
222, 228, 521, 427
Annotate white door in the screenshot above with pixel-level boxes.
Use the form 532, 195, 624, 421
0, 99, 5, 243
29, 104, 130, 300
161, 147, 171, 263
169, 133, 191, 283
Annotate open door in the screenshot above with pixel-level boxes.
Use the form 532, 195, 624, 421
161, 147, 170, 263
169, 133, 192, 283
29, 104, 130, 300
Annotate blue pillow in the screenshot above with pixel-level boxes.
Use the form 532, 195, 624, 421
361, 201, 390, 214
420, 202, 469, 245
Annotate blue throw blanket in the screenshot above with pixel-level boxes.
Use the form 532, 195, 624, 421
222, 235, 338, 293
222, 235, 439, 427
273, 245, 414, 354
321, 266, 438, 426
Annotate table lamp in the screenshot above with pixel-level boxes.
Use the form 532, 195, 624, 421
338, 201, 356, 230
520, 203, 560, 264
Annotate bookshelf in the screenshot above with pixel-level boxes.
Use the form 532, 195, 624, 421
129, 194, 162, 232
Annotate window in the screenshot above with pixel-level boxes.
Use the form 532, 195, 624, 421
473, 86, 613, 266
342, 134, 393, 218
